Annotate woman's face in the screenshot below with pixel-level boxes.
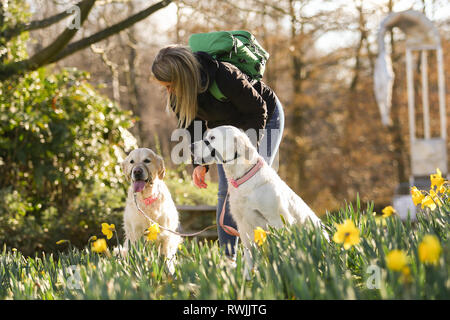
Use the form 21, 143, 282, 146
155, 80, 174, 94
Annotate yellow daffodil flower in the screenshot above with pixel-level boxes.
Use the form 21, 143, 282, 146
430, 168, 445, 190
386, 249, 408, 272
410, 186, 424, 206
381, 205, 396, 218
401, 265, 411, 277
333, 219, 360, 250
400, 265, 412, 283
428, 189, 442, 207
254, 227, 267, 246
438, 182, 447, 194
91, 238, 107, 253
421, 192, 440, 211
101, 223, 115, 240
146, 223, 161, 241
418, 235, 442, 265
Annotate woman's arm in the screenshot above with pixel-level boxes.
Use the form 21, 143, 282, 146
215, 63, 268, 134
186, 117, 209, 172
186, 118, 209, 188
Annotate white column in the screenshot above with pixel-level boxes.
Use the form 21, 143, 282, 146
436, 46, 447, 140
406, 48, 415, 144
421, 50, 430, 139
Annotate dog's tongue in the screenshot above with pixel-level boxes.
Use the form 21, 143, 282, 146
133, 181, 146, 193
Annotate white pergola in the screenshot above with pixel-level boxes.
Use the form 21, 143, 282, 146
374, 10, 447, 218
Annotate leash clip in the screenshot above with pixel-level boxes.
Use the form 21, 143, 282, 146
229, 179, 239, 188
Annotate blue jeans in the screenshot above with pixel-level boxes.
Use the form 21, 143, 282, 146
216, 96, 285, 257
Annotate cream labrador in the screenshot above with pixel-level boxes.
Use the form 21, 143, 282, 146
191, 125, 329, 278
121, 148, 181, 273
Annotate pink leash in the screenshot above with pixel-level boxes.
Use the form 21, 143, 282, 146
134, 157, 265, 238
219, 157, 265, 237
134, 194, 217, 237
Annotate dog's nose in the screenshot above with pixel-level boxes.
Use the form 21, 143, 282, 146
133, 167, 144, 179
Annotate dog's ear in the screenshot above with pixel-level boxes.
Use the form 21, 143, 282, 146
121, 160, 131, 182
155, 155, 166, 180
234, 131, 255, 162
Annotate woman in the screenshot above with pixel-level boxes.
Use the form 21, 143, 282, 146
151, 44, 284, 260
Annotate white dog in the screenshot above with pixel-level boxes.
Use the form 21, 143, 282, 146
121, 148, 181, 273
191, 126, 329, 278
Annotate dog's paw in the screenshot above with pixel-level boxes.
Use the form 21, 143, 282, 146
224, 256, 237, 269
243, 266, 253, 281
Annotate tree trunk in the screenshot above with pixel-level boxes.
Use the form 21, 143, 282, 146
287, 0, 307, 194
387, 11, 408, 183
125, 2, 145, 146
0, 1, 6, 64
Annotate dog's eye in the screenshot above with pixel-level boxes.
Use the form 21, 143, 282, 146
130, 159, 134, 164
144, 159, 151, 163
210, 136, 215, 141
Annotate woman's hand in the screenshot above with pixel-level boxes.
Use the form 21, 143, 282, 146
192, 166, 208, 188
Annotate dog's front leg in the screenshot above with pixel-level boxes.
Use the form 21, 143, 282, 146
121, 223, 141, 257
240, 235, 253, 281
243, 247, 253, 280
160, 233, 181, 275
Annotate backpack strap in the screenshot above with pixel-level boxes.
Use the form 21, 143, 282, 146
208, 79, 228, 102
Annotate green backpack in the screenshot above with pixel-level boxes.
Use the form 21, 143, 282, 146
188, 30, 269, 102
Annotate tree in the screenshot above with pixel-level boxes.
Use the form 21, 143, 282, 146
0, 0, 173, 80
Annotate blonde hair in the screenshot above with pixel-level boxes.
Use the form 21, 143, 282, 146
151, 44, 208, 128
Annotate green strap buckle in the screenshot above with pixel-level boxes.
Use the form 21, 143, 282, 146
208, 80, 228, 102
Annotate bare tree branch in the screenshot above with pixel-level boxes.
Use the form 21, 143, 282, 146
0, 0, 96, 80
0, 0, 172, 80
90, 44, 120, 103
49, 0, 173, 63
1, 1, 84, 41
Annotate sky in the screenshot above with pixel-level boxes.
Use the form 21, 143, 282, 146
149, 0, 450, 54
24, 0, 450, 54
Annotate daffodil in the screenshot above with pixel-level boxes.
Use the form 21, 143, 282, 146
56, 239, 70, 245
429, 189, 442, 206
386, 249, 408, 272
438, 182, 447, 194
421, 190, 441, 211
333, 219, 360, 250
418, 235, 441, 265
254, 227, 267, 246
400, 265, 412, 283
146, 223, 161, 241
101, 223, 115, 240
430, 168, 445, 190
381, 205, 396, 218
410, 186, 424, 206
91, 238, 107, 253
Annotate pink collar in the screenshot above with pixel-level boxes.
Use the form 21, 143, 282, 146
143, 195, 158, 206
228, 157, 265, 188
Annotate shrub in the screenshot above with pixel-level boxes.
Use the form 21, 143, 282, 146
0, 67, 133, 255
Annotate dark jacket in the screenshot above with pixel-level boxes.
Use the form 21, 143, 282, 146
175, 51, 278, 168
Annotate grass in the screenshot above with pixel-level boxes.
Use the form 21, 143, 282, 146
0, 188, 448, 300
